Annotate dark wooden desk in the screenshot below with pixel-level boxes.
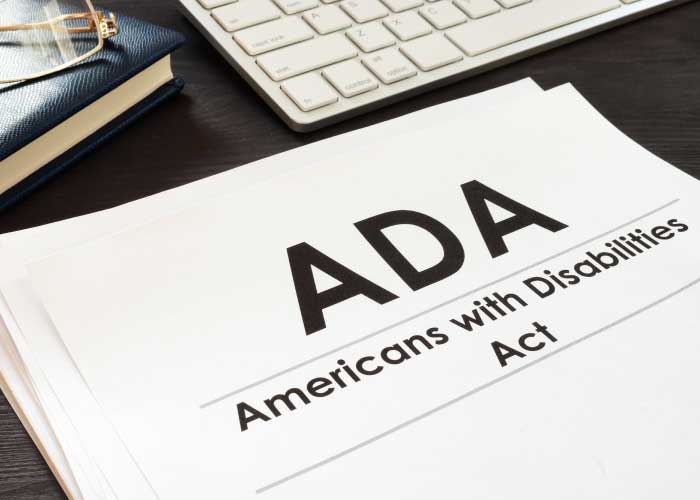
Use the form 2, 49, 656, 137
1, 1, 699, 497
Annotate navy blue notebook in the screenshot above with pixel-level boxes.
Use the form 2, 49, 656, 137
0, 11, 185, 210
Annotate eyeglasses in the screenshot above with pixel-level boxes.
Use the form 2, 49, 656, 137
0, 0, 118, 84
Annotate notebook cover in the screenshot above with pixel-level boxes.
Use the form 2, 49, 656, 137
0, 7, 185, 207
0, 78, 185, 211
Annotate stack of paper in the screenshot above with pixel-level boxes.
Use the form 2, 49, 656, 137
1, 79, 699, 500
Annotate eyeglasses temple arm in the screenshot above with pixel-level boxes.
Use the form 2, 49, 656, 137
0, 11, 117, 38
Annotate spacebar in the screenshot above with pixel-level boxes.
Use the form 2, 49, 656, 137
446, 0, 621, 56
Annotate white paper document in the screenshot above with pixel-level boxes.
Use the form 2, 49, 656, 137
0, 80, 542, 500
10, 84, 700, 500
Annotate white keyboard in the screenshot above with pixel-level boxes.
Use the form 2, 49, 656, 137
178, 0, 691, 131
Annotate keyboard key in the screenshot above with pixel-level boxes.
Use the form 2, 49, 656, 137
212, 0, 281, 32
340, 0, 390, 23
346, 22, 397, 52
198, 0, 237, 9
303, 5, 353, 34
418, 1, 467, 29
282, 73, 339, 111
453, 0, 500, 19
495, 0, 531, 7
383, 11, 432, 41
234, 17, 314, 56
272, 0, 319, 14
257, 33, 358, 81
380, 0, 423, 12
363, 48, 418, 83
447, 0, 620, 56
400, 33, 463, 70
323, 60, 379, 97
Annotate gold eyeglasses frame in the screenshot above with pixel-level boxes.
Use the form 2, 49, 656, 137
0, 0, 118, 84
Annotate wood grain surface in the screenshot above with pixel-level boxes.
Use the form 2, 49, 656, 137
0, 1, 698, 498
